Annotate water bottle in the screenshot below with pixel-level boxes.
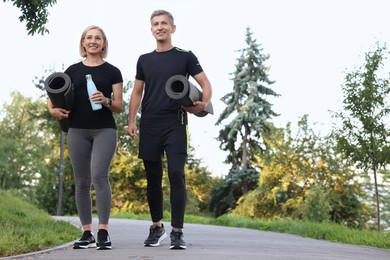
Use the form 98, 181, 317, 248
85, 74, 102, 111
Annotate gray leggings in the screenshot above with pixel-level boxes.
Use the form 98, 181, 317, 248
67, 128, 117, 226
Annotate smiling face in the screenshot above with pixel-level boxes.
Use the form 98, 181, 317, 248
151, 14, 176, 43
82, 28, 105, 56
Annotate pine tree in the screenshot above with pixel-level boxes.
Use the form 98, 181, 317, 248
210, 28, 280, 216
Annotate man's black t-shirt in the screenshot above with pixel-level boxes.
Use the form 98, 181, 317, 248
135, 47, 203, 127
65, 62, 123, 129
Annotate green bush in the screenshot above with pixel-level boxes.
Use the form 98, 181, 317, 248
299, 185, 331, 222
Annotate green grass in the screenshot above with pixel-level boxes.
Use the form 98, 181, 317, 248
0, 190, 80, 258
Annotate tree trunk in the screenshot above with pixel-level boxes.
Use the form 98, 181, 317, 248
241, 124, 249, 194
373, 165, 380, 232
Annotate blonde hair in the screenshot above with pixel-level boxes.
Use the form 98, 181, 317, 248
79, 25, 108, 59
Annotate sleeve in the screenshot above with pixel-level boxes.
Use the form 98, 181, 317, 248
135, 56, 145, 81
188, 51, 204, 77
111, 65, 123, 84
64, 63, 77, 80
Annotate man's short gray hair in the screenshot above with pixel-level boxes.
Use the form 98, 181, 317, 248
150, 10, 174, 25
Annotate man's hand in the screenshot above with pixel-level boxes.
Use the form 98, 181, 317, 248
181, 100, 208, 114
128, 122, 138, 138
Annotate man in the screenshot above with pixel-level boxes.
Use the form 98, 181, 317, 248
127, 9, 212, 249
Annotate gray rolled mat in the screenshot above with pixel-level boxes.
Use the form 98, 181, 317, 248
165, 75, 213, 117
44, 72, 74, 132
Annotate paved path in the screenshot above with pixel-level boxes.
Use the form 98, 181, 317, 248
3, 216, 390, 260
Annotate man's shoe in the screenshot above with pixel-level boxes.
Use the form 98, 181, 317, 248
97, 229, 112, 250
170, 230, 186, 249
73, 230, 96, 249
144, 224, 167, 247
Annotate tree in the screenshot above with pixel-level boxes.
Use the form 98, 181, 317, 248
332, 43, 390, 231
210, 27, 279, 216
3, 0, 57, 35
231, 116, 370, 227
0, 91, 52, 190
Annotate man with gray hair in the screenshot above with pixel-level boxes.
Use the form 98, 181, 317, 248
128, 9, 212, 249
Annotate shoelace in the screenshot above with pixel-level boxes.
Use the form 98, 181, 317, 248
171, 232, 183, 240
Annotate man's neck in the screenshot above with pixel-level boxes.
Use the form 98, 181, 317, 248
156, 41, 174, 52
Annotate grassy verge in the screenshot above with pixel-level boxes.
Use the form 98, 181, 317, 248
112, 212, 390, 250
0, 190, 80, 258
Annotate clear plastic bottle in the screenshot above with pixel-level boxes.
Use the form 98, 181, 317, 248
85, 74, 102, 111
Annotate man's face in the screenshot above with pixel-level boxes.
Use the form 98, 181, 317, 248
151, 14, 176, 42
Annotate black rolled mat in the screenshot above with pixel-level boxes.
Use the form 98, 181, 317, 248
165, 75, 214, 117
44, 72, 74, 132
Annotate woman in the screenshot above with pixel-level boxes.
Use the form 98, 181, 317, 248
48, 25, 123, 250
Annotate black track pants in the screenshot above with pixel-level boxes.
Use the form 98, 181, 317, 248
143, 153, 187, 229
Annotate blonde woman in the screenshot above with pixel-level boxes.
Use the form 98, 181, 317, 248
48, 25, 123, 250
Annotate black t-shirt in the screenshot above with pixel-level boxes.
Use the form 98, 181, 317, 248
65, 61, 123, 129
136, 47, 203, 126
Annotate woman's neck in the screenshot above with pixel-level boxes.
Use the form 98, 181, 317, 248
83, 55, 104, 66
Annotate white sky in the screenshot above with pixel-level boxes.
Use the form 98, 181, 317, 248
1, 0, 389, 176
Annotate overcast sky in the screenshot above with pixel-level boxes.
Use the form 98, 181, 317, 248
1, 0, 389, 175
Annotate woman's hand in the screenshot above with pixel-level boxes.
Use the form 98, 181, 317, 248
91, 91, 107, 104
49, 107, 70, 120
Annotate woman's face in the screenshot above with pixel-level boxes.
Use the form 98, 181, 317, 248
82, 29, 105, 56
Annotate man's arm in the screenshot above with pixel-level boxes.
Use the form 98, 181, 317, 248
182, 71, 212, 114
127, 79, 145, 138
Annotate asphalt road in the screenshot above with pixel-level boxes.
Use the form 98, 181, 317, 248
3, 216, 390, 260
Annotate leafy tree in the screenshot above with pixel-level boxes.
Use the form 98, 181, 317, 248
211, 27, 279, 216
0, 92, 52, 190
110, 148, 148, 214
183, 146, 222, 214
3, 0, 57, 35
231, 116, 370, 227
34, 143, 76, 215
332, 43, 390, 231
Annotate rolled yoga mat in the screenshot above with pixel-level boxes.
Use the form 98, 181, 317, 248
44, 72, 74, 132
165, 75, 213, 117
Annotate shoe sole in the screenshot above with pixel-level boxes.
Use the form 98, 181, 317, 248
170, 244, 187, 249
144, 232, 167, 247
73, 243, 97, 249
97, 245, 112, 250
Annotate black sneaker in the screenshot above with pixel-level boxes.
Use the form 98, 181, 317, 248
170, 230, 186, 249
73, 230, 96, 249
97, 229, 112, 250
144, 224, 167, 247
